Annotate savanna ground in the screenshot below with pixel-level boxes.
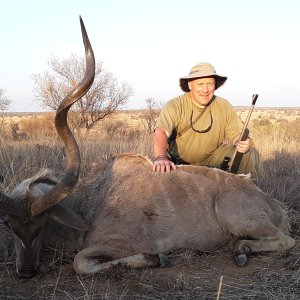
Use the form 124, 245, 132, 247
0, 107, 299, 299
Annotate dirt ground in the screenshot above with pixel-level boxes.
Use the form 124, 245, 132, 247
0, 236, 299, 300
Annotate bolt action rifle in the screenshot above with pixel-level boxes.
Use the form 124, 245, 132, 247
220, 94, 258, 173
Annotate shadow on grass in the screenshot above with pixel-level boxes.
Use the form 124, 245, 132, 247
259, 150, 300, 233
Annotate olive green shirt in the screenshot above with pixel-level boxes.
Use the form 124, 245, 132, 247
155, 93, 243, 164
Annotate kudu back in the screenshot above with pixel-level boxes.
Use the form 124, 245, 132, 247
0, 18, 295, 278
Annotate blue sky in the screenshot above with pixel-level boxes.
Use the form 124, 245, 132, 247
1, 0, 299, 111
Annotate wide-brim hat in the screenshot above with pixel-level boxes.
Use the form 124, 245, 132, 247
179, 62, 227, 92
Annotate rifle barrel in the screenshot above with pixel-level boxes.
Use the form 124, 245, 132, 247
228, 94, 258, 173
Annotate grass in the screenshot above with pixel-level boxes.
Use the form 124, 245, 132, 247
0, 108, 299, 299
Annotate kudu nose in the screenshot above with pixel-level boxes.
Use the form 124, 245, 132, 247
18, 269, 38, 279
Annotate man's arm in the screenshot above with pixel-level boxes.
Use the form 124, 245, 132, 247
153, 127, 176, 172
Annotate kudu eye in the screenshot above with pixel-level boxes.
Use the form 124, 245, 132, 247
0, 219, 10, 228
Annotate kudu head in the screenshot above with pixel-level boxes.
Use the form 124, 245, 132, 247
0, 16, 95, 279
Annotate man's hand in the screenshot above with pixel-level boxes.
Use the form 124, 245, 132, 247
152, 156, 176, 172
236, 138, 254, 153
153, 128, 176, 172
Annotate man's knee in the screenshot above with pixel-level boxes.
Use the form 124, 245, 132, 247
238, 148, 260, 180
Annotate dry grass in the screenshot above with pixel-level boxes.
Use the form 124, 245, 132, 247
0, 108, 299, 299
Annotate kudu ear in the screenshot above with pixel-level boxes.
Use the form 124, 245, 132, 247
0, 192, 27, 221
48, 204, 91, 231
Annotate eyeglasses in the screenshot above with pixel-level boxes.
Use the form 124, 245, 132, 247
190, 110, 213, 133
196, 82, 215, 91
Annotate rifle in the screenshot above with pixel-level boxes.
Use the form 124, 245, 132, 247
220, 94, 258, 173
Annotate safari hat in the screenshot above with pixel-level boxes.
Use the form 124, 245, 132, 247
179, 62, 227, 92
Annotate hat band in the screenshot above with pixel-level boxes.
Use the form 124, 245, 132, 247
189, 70, 216, 75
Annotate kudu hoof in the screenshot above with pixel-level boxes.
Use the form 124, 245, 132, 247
159, 254, 171, 267
235, 253, 248, 267
17, 269, 38, 279
234, 245, 251, 267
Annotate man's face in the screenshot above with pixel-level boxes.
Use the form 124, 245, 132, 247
189, 77, 215, 107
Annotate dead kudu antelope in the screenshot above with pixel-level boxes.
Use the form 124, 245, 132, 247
0, 19, 295, 279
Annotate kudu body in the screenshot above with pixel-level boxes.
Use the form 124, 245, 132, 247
0, 18, 295, 278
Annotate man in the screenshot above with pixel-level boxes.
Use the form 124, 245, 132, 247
153, 62, 258, 179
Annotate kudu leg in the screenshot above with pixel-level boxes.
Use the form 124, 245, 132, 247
215, 191, 295, 266
74, 244, 170, 275
234, 231, 295, 266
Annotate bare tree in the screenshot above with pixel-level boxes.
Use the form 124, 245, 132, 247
141, 98, 160, 134
32, 54, 133, 130
0, 88, 12, 142
0, 88, 11, 116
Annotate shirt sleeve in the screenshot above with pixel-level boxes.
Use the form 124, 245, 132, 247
223, 100, 244, 142
155, 99, 180, 137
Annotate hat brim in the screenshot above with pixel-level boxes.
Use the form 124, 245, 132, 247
179, 75, 227, 92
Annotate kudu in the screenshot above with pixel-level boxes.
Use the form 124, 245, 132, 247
0, 18, 295, 279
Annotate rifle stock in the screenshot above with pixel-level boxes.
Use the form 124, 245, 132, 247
229, 128, 249, 173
